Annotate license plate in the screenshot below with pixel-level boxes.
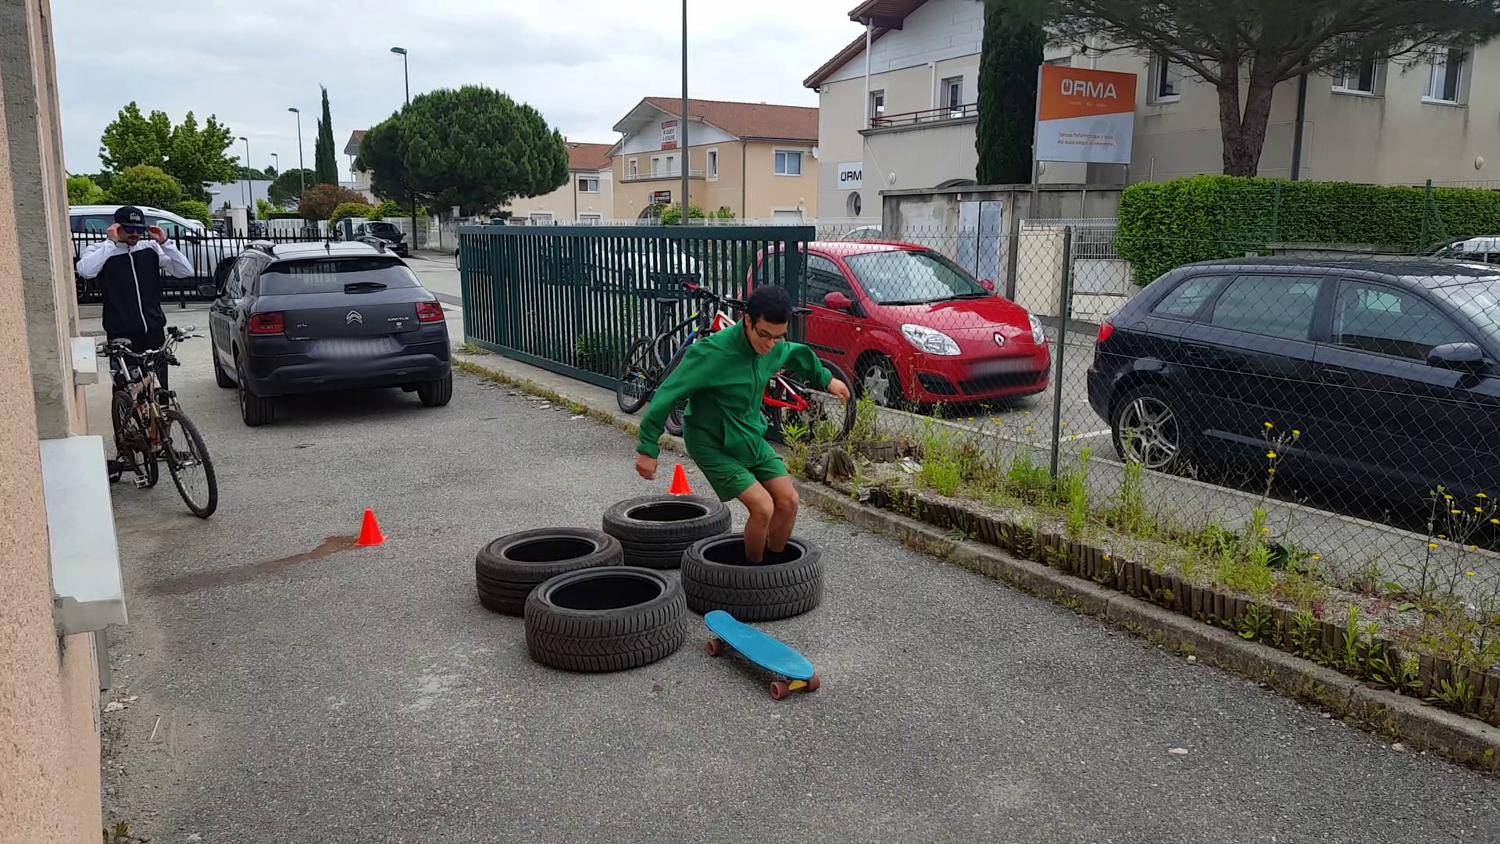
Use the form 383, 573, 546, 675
310, 337, 401, 359
970, 357, 1042, 377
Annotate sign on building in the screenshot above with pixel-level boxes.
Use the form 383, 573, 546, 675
1033, 66, 1137, 165
661, 119, 678, 150
837, 161, 864, 190
651, 190, 672, 205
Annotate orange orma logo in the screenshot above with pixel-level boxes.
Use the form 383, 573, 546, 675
1061, 78, 1119, 99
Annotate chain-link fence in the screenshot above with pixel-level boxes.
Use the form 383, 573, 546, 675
796, 219, 1500, 699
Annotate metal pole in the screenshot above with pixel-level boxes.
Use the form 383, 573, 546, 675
680, 0, 689, 224
1048, 226, 1074, 480
406, 53, 417, 251
290, 108, 305, 197
242, 137, 252, 228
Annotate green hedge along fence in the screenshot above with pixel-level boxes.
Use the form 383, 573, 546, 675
1116, 175, 1500, 285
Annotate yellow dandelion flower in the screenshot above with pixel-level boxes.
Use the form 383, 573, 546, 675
1292, 429, 1302, 438
1311, 555, 1322, 561
1026, 427, 1035, 434
1104, 555, 1113, 562
1452, 509, 1463, 515
1491, 519, 1499, 526
1467, 571, 1477, 577
1478, 508, 1485, 514
1428, 543, 1441, 549
1478, 493, 1489, 499
1267, 451, 1278, 459
1469, 546, 1480, 552
1445, 494, 1454, 501
1261, 527, 1272, 534
1264, 422, 1274, 429
1267, 468, 1277, 475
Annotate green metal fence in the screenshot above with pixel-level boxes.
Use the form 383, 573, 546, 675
457, 225, 815, 388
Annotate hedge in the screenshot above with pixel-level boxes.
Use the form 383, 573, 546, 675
266, 211, 303, 220
1115, 175, 1500, 285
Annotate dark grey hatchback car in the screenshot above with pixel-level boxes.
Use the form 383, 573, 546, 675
1087, 256, 1500, 501
208, 241, 452, 426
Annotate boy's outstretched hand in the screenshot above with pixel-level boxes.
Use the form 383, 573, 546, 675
828, 378, 851, 402
636, 454, 658, 481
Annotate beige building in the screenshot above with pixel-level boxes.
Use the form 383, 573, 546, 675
3, 1, 123, 841
807, 0, 1500, 223
607, 98, 820, 223
502, 142, 615, 225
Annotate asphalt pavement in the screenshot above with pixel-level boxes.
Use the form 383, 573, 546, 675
90, 308, 1498, 844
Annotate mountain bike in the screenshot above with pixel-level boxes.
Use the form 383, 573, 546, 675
616, 282, 741, 418
103, 326, 219, 518
616, 282, 856, 443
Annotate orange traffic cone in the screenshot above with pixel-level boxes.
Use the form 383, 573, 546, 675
355, 509, 385, 546
669, 464, 694, 495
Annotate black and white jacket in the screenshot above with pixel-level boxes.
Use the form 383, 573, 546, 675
76, 238, 195, 338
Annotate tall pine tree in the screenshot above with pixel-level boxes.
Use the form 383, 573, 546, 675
314, 86, 338, 187
975, 0, 1045, 185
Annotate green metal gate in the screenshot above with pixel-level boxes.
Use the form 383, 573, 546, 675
457, 225, 814, 389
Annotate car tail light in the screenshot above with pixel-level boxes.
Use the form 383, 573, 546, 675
248, 312, 284, 334
1097, 321, 1115, 344
416, 301, 444, 322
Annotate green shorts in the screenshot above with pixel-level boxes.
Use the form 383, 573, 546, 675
684, 431, 787, 502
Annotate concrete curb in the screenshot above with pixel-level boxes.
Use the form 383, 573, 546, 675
794, 479, 1500, 774
452, 352, 1500, 774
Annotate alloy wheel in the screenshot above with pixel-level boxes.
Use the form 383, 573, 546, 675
1117, 395, 1181, 470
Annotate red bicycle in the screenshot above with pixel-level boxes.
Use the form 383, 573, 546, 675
657, 283, 856, 444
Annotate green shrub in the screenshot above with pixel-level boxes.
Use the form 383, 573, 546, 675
367, 199, 402, 220
174, 200, 212, 226
330, 201, 374, 224
1116, 175, 1500, 285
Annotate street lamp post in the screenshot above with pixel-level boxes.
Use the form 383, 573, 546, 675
288, 107, 305, 200
271, 152, 279, 175
391, 47, 417, 250
238, 136, 251, 229
680, 0, 689, 225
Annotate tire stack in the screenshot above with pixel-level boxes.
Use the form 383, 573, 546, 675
602, 494, 731, 569
681, 535, 823, 621
474, 526, 689, 673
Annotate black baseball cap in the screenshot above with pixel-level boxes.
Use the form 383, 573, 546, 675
114, 206, 148, 233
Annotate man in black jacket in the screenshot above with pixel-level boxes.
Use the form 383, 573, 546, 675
76, 206, 195, 390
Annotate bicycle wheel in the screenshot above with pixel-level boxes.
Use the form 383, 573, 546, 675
664, 401, 686, 437
616, 338, 657, 415
161, 408, 218, 518
767, 361, 856, 446
111, 390, 158, 487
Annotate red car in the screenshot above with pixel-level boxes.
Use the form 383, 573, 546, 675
751, 241, 1051, 408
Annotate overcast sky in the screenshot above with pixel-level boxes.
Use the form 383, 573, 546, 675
52, 0, 859, 181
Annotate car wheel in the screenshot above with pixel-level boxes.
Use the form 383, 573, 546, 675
1111, 384, 1191, 472
476, 527, 624, 616
602, 494, 732, 570
680, 534, 822, 621
857, 355, 902, 408
416, 370, 454, 407
212, 349, 235, 389
237, 356, 274, 427
524, 567, 688, 672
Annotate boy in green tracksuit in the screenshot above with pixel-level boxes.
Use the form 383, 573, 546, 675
635, 286, 850, 564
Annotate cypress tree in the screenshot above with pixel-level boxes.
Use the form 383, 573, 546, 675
314, 86, 339, 187
975, 0, 1046, 185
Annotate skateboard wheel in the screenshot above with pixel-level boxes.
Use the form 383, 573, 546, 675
770, 680, 790, 700
706, 638, 725, 657
805, 674, 821, 693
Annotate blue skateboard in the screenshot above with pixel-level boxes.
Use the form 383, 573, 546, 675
703, 610, 822, 700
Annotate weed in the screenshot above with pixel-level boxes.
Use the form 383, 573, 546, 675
1061, 448, 1094, 538
1105, 456, 1152, 537
1236, 603, 1276, 641
458, 340, 488, 356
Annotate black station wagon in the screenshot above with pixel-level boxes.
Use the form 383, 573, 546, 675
1087, 257, 1500, 502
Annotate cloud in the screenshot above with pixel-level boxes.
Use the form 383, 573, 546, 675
52, 0, 859, 179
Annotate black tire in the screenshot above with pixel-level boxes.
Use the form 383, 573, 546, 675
111, 390, 158, 488
524, 567, 688, 673
680, 534, 823, 621
664, 401, 686, 437
602, 494, 732, 569
856, 354, 903, 408
616, 337, 657, 415
212, 350, 235, 389
237, 355, 274, 427
475, 527, 624, 616
1110, 383, 1193, 474
417, 370, 454, 407
162, 409, 218, 518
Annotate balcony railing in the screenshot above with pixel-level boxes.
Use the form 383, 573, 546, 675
868, 103, 978, 130
620, 169, 707, 183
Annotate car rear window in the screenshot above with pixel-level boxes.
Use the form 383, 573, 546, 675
1151, 274, 1230, 318
259, 257, 422, 295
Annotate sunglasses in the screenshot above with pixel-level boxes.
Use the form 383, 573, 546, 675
122, 225, 148, 235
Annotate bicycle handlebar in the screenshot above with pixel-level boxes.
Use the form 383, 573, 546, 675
99, 325, 200, 363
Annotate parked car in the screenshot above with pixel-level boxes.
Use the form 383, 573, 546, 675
1428, 236, 1500, 264
206, 240, 452, 426
1087, 256, 1500, 501
751, 241, 1052, 408
347, 220, 409, 256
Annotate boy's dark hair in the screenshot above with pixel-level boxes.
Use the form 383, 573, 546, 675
746, 285, 793, 324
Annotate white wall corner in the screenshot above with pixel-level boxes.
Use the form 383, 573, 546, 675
70, 336, 98, 386
41, 435, 127, 635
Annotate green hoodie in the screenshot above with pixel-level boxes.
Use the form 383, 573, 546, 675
636, 319, 832, 461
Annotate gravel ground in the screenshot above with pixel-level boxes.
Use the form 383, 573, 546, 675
92, 315, 1498, 844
